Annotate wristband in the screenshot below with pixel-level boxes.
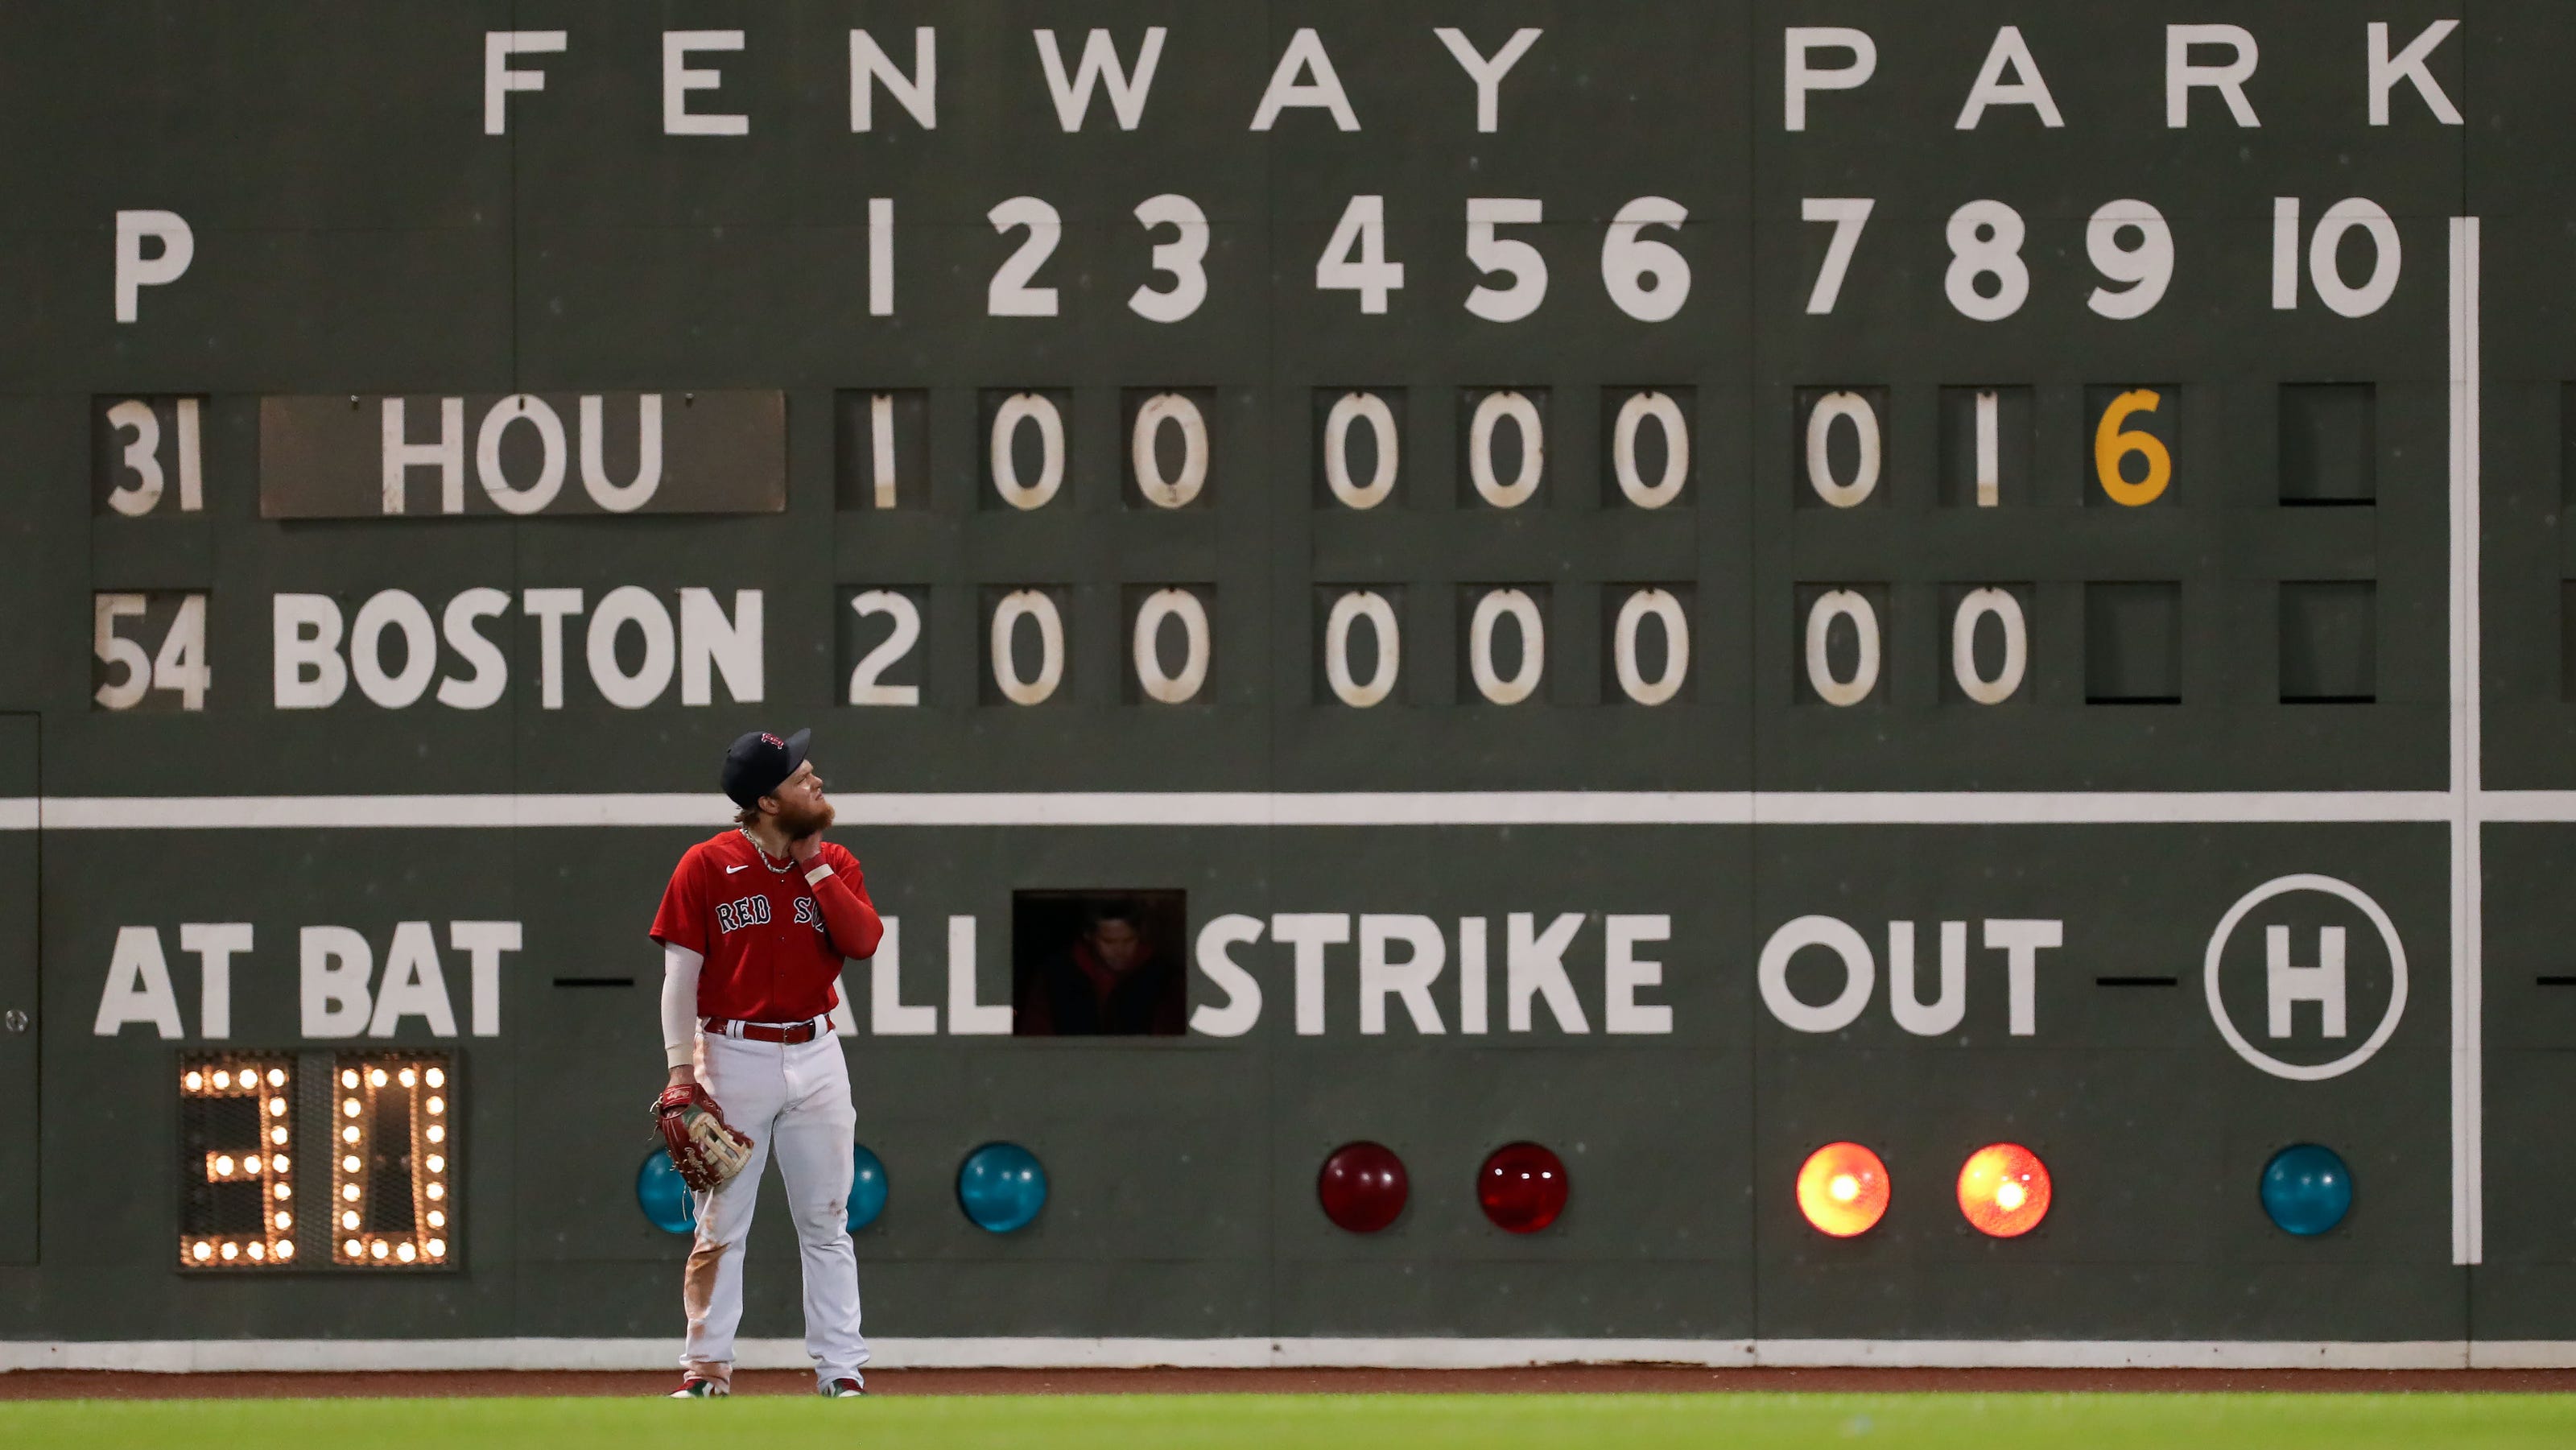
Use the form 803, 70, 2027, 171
803, 862, 834, 886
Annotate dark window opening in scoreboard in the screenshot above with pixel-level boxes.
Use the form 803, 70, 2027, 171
2085, 582, 2182, 704
2558, 582, 2576, 704
1011, 890, 1187, 1038
2279, 384, 2376, 506
2279, 582, 2377, 704
2560, 385, 2576, 510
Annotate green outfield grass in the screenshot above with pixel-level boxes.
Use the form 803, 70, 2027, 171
6, 1393, 2576, 1450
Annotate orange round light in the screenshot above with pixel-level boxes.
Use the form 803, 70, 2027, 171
1795, 1142, 1891, 1237
1957, 1142, 2051, 1237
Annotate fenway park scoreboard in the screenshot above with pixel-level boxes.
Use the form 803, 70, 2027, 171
3, 1, 2575, 1360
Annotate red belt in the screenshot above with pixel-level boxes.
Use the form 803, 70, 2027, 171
701, 1016, 828, 1044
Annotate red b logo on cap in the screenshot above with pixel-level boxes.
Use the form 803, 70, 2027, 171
760, 733, 783, 748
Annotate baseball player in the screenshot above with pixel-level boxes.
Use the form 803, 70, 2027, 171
649, 728, 885, 1398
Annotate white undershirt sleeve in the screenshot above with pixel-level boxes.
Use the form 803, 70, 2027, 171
661, 942, 705, 1068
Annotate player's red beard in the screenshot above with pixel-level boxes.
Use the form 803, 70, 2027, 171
774, 796, 835, 839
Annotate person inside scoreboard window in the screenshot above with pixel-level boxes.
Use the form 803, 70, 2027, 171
1013, 895, 1186, 1036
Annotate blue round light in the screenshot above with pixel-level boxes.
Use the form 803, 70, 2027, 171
956, 1142, 1046, 1233
2260, 1143, 2354, 1236
635, 1148, 697, 1235
848, 1143, 889, 1232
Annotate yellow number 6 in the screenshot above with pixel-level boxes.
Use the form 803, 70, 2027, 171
2094, 389, 2169, 506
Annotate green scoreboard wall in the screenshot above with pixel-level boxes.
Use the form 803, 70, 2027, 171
0, 0, 2570, 1357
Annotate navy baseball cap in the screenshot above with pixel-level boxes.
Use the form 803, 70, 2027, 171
721, 728, 811, 808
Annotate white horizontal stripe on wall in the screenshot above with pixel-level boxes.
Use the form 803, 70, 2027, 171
0, 788, 2533, 831
2, 1336, 2552, 1374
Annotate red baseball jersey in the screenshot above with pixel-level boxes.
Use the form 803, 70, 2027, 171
649, 830, 886, 1023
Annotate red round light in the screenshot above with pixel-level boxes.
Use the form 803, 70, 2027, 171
1796, 1142, 1891, 1237
1476, 1142, 1568, 1233
1317, 1142, 1408, 1233
1957, 1142, 2051, 1237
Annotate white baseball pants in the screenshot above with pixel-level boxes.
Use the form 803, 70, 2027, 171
680, 1027, 868, 1389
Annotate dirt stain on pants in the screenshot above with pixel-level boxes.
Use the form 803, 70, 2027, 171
683, 1238, 730, 1386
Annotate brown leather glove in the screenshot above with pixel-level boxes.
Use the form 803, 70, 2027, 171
652, 1083, 754, 1193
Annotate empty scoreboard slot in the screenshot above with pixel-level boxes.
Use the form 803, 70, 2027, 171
2559, 383, 2576, 508
550, 976, 635, 989
2278, 383, 2376, 506
2561, 583, 2576, 703
2279, 581, 2378, 704
2095, 975, 2180, 988
2083, 582, 2182, 704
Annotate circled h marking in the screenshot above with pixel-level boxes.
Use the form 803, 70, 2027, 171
2202, 873, 2407, 1082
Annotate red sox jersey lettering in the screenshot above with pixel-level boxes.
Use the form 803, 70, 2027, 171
715, 896, 771, 932
650, 830, 886, 1022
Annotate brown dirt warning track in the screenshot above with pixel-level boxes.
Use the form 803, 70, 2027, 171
6, 1366, 2576, 1398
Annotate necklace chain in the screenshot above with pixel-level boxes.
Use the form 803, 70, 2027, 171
737, 828, 796, 875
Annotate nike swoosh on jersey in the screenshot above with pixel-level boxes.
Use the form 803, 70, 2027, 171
724, 864, 750, 874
